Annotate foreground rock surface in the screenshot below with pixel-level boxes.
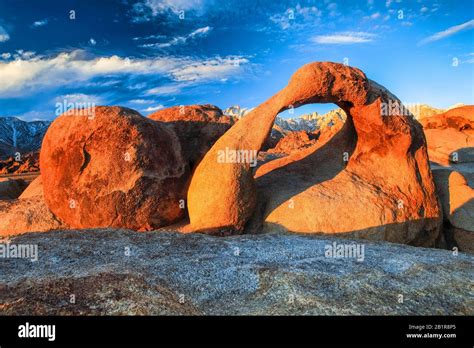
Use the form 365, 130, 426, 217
0, 229, 472, 315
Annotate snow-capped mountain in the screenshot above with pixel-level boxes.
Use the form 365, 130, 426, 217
223, 105, 254, 119
224, 105, 346, 133
275, 109, 346, 133
0, 117, 50, 157
275, 113, 320, 132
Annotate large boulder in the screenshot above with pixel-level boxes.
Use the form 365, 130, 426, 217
40, 106, 189, 231
187, 62, 441, 245
1, 229, 472, 315
148, 105, 235, 168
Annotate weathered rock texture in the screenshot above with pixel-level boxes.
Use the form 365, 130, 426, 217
0, 229, 472, 315
148, 105, 235, 168
433, 169, 474, 253
40, 106, 189, 231
187, 62, 441, 246
18, 175, 43, 199
420, 105, 474, 165
420, 106, 474, 251
0, 196, 67, 235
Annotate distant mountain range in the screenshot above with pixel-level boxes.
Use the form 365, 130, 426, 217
224, 105, 346, 133
223, 103, 467, 132
0, 103, 466, 158
0, 117, 50, 157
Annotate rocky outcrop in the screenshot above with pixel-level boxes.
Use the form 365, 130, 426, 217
40, 106, 190, 231
420, 105, 474, 165
420, 106, 474, 251
0, 151, 40, 174
187, 62, 441, 246
0, 175, 66, 236
433, 169, 474, 253
0, 196, 66, 235
0, 229, 472, 315
268, 130, 320, 155
149, 105, 235, 168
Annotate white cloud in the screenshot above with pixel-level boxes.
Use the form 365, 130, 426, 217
132, 0, 207, 22
143, 104, 164, 112
0, 25, 10, 42
171, 56, 248, 81
89, 38, 97, 46
54, 93, 104, 105
364, 12, 380, 20
141, 26, 211, 49
146, 85, 183, 96
420, 19, 474, 44
1, 52, 11, 59
13, 50, 36, 59
133, 34, 167, 41
190, 26, 211, 37
327, 3, 339, 18
371, 12, 381, 19
420, 6, 429, 13
311, 32, 376, 44
0, 49, 249, 96
129, 99, 155, 104
270, 5, 322, 30
32, 19, 48, 27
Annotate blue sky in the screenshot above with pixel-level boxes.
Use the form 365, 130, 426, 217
0, 0, 472, 121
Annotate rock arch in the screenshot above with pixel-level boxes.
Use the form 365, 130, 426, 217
187, 62, 441, 244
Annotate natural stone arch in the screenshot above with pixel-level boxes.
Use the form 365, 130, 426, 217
187, 62, 441, 244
